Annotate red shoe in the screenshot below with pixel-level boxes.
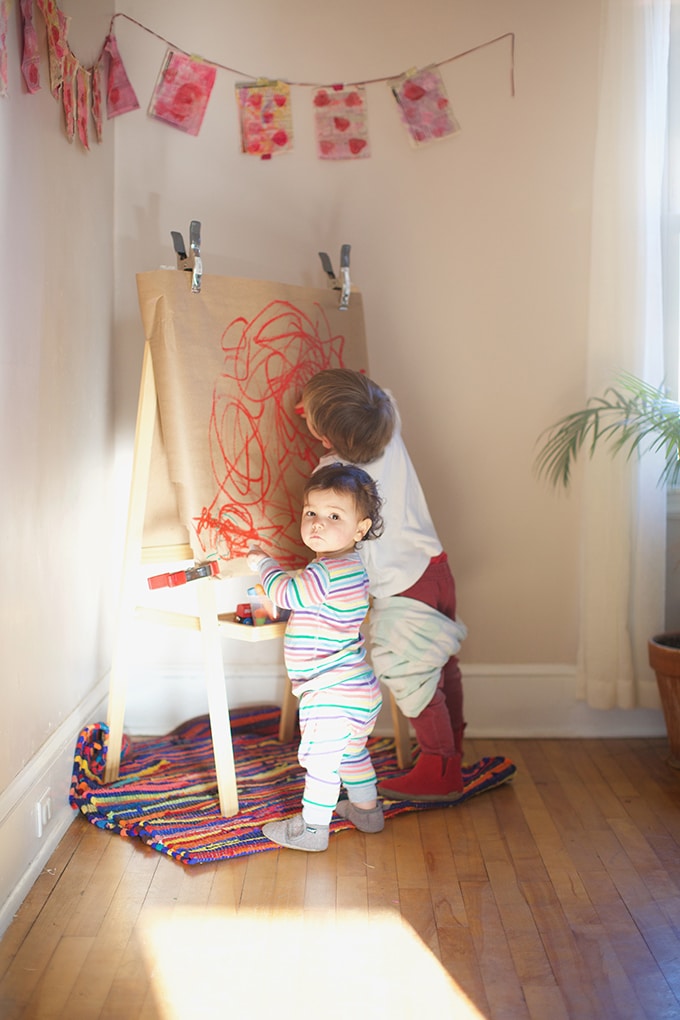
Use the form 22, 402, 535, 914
378, 752, 464, 802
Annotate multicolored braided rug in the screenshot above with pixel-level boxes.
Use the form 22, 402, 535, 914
69, 705, 516, 865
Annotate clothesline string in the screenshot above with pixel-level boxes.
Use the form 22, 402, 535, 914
106, 13, 515, 97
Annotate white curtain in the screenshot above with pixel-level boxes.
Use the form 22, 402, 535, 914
578, 0, 670, 709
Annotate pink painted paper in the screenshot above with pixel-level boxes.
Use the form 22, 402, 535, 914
148, 49, 216, 137
21, 0, 41, 94
76, 64, 90, 150
61, 49, 76, 141
91, 62, 103, 142
236, 81, 292, 158
37, 0, 70, 98
104, 32, 139, 118
313, 85, 370, 161
0, 0, 11, 98
388, 65, 460, 147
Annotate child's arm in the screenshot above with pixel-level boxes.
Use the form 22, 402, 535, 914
263, 560, 331, 610
248, 542, 331, 609
249, 554, 330, 612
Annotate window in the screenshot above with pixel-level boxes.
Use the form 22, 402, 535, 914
665, 4, 680, 398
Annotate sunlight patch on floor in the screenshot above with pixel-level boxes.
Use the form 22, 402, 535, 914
141, 906, 486, 1018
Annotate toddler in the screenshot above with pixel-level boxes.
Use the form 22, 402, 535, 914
248, 462, 385, 851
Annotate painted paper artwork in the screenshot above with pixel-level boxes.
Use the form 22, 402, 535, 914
148, 49, 216, 136
20, 0, 41, 94
198, 302, 346, 564
236, 81, 292, 158
76, 64, 90, 150
388, 65, 460, 147
61, 50, 77, 142
313, 85, 370, 160
37, 0, 70, 99
136, 272, 368, 570
91, 63, 103, 142
104, 33, 139, 119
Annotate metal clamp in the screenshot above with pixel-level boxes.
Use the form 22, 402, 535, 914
171, 220, 203, 293
190, 220, 202, 293
318, 244, 351, 310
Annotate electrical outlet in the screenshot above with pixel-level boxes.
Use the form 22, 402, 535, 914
35, 789, 52, 839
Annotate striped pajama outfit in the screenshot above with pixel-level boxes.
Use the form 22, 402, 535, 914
257, 552, 382, 826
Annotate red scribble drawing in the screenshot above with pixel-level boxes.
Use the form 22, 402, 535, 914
194, 300, 348, 569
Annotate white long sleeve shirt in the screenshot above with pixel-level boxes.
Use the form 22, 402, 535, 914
319, 414, 442, 598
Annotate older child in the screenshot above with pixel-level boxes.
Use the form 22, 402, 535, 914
299, 368, 467, 802
247, 462, 385, 852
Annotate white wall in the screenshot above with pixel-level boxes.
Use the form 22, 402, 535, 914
111, 0, 663, 736
0, 0, 667, 939
0, 2, 115, 935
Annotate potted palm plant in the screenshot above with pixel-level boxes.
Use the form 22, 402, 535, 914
535, 372, 680, 766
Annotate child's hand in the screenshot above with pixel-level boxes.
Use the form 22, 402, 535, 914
247, 544, 265, 571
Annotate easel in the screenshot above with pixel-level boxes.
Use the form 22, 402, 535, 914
105, 262, 413, 817
105, 340, 239, 815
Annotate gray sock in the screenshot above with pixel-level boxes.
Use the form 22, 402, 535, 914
335, 799, 385, 833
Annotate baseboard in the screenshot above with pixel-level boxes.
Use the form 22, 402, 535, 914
460, 663, 665, 738
121, 661, 667, 739
0, 677, 109, 941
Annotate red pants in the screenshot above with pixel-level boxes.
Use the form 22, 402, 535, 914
398, 552, 465, 757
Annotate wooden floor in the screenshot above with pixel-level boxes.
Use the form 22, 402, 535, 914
1, 735, 680, 1019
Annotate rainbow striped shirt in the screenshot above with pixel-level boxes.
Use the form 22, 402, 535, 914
256, 552, 373, 694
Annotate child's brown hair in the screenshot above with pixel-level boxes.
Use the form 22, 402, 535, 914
302, 368, 396, 464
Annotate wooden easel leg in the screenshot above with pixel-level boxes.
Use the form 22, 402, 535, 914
389, 691, 414, 770
197, 577, 239, 817
104, 620, 133, 784
105, 342, 158, 785
278, 681, 298, 742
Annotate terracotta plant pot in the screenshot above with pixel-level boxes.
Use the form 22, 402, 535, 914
648, 633, 680, 769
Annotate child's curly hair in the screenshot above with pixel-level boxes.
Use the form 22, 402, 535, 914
302, 369, 395, 464
303, 463, 384, 540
